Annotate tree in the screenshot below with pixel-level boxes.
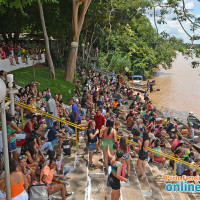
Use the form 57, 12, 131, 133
147, 0, 200, 67
64, 0, 91, 83
38, 1, 55, 79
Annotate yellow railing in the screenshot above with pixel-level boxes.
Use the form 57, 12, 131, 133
5, 97, 83, 152
116, 135, 200, 174
6, 97, 200, 171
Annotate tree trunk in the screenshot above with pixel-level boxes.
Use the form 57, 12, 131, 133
64, 44, 78, 83
38, 2, 55, 79
64, 0, 91, 82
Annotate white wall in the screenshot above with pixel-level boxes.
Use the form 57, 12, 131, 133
0, 54, 45, 72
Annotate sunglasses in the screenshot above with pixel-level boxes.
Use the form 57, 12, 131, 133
18, 155, 26, 160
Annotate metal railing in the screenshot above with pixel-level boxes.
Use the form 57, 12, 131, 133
6, 97, 200, 175
116, 135, 200, 177
5, 97, 83, 152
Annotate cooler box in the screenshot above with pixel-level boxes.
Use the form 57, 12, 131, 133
181, 129, 189, 134
16, 134, 26, 146
63, 139, 71, 155
156, 118, 162, 124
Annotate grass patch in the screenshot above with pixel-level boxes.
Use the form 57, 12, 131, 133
11, 65, 75, 104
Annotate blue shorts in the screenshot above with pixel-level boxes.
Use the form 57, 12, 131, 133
51, 138, 59, 146
26, 113, 33, 119
66, 128, 74, 135
88, 142, 96, 151
8, 140, 17, 152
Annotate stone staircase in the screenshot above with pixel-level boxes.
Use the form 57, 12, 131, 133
53, 100, 200, 200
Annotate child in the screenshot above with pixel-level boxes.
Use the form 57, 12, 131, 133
55, 154, 70, 181
18, 155, 36, 187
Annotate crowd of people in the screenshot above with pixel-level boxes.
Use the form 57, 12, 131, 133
0, 41, 44, 65
0, 66, 200, 200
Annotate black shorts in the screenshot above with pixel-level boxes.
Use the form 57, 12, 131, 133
93, 96, 97, 103
139, 150, 148, 161
108, 173, 120, 190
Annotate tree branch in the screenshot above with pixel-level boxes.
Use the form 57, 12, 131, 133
76, 0, 87, 7
173, 6, 194, 46
182, 0, 200, 28
77, 0, 91, 35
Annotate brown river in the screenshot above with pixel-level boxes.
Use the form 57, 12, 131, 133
149, 53, 200, 124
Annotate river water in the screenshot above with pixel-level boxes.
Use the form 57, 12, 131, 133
149, 53, 200, 124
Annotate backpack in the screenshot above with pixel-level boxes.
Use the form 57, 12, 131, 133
28, 185, 49, 200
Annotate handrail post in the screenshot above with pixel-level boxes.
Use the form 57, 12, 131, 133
1, 100, 11, 200
75, 127, 78, 153
21, 107, 24, 130
173, 161, 177, 183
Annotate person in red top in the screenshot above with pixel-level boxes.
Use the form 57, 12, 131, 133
94, 109, 105, 151
148, 101, 153, 111
94, 110, 106, 130
24, 115, 37, 138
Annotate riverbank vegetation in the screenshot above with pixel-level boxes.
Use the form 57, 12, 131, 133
0, 0, 199, 78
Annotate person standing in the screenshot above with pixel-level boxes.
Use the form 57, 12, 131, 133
46, 94, 58, 129
68, 98, 81, 124
100, 119, 117, 172
94, 109, 106, 151
87, 121, 99, 167
107, 146, 128, 200
137, 132, 149, 179
6, 114, 21, 161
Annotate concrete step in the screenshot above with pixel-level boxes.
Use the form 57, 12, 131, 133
132, 158, 152, 197
88, 151, 110, 200
149, 165, 174, 200
121, 159, 144, 200
62, 142, 88, 200
88, 150, 105, 178
156, 164, 197, 200
90, 177, 111, 200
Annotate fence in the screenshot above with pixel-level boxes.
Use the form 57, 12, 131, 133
5, 97, 83, 153
6, 97, 200, 175
116, 135, 200, 177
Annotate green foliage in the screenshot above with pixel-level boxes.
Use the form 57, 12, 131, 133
1, 0, 199, 75
11, 66, 75, 103
98, 52, 132, 73
88, 1, 179, 76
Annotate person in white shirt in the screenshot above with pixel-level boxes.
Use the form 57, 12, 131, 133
148, 129, 156, 140
46, 94, 58, 128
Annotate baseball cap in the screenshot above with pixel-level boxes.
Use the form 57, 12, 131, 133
53, 121, 59, 126
46, 94, 51, 98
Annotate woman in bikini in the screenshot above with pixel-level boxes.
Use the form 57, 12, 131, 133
107, 146, 128, 200
100, 119, 117, 172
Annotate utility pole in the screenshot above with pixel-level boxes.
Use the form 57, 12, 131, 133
0, 78, 11, 200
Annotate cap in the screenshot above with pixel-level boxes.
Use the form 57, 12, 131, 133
53, 121, 59, 126
129, 134, 133, 138
46, 94, 51, 98
5, 106, 10, 111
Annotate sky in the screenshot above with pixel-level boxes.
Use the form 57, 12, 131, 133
147, 0, 200, 44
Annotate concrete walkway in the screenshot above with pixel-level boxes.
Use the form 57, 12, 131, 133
0, 54, 45, 72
